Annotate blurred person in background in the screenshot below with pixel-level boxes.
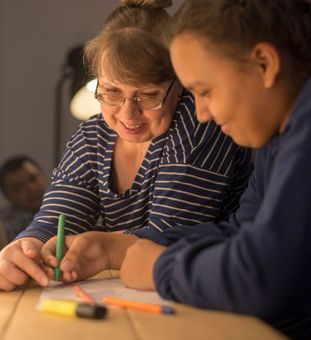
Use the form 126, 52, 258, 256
0, 156, 47, 248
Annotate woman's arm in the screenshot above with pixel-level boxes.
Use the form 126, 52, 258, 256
17, 117, 103, 243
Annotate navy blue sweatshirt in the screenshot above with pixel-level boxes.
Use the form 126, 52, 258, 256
137, 78, 311, 339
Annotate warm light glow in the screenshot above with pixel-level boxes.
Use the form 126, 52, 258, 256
70, 79, 100, 121
86, 79, 97, 92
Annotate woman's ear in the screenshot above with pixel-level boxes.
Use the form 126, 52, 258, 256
250, 43, 280, 88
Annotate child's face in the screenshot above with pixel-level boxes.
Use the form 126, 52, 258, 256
170, 32, 286, 148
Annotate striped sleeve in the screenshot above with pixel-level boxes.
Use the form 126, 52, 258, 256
17, 117, 102, 242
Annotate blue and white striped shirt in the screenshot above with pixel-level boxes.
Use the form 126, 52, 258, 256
18, 91, 252, 242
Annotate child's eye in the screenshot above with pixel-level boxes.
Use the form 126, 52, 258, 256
199, 90, 210, 97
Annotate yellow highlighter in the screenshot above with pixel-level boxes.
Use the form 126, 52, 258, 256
42, 299, 107, 319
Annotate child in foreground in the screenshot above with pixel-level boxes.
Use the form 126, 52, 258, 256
117, 0, 311, 338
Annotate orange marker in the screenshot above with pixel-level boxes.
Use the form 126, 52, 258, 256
103, 296, 176, 315
73, 285, 96, 305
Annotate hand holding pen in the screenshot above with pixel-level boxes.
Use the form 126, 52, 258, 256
39, 213, 69, 282
40, 213, 92, 283
40, 229, 115, 283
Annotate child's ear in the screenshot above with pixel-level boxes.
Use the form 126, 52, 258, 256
250, 43, 280, 88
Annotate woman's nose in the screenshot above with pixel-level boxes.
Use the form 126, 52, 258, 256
117, 99, 141, 120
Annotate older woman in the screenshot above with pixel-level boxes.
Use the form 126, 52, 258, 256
0, 0, 251, 290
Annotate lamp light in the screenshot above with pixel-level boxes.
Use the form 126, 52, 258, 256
54, 44, 100, 166
66, 45, 100, 120
70, 79, 100, 121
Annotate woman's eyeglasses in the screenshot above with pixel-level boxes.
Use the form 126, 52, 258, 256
94, 81, 175, 111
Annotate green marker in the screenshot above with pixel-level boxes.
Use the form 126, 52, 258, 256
54, 213, 66, 281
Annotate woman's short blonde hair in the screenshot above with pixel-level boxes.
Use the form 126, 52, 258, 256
84, 0, 175, 85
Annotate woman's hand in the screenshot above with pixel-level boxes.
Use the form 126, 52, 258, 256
0, 237, 47, 291
120, 239, 166, 291
40, 231, 138, 282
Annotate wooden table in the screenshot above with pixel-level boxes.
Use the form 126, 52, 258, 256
0, 270, 288, 340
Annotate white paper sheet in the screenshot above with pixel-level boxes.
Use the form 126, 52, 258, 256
37, 278, 169, 310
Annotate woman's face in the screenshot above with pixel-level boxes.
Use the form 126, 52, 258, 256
170, 32, 289, 148
97, 71, 180, 144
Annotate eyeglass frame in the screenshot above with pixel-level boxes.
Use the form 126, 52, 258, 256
94, 80, 175, 111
